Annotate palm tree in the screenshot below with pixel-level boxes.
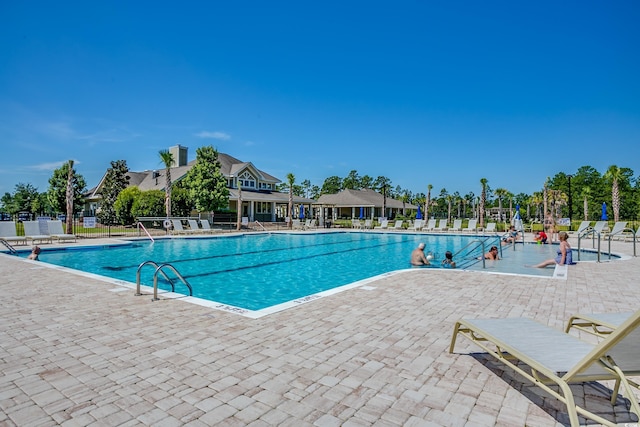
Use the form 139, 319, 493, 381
494, 188, 508, 223
287, 173, 295, 229
604, 165, 622, 222
581, 186, 591, 220
65, 160, 74, 234
446, 195, 453, 224
158, 150, 174, 218
479, 178, 488, 228
425, 184, 432, 219
543, 177, 550, 219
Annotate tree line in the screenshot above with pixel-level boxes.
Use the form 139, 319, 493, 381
2, 149, 639, 227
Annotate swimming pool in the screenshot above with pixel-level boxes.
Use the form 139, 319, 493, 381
14, 232, 615, 315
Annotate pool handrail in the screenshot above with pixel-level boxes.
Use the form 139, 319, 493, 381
137, 222, 155, 242
153, 263, 193, 301
453, 237, 499, 269
0, 238, 17, 254
135, 260, 193, 300
577, 228, 602, 262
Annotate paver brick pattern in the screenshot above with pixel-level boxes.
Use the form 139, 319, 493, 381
1, 238, 639, 426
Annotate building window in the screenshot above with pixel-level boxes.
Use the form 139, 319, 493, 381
256, 202, 272, 214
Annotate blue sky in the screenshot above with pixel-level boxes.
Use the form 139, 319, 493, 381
1, 1, 639, 199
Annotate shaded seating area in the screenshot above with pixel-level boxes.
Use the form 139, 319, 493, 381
0, 221, 28, 246
450, 310, 640, 427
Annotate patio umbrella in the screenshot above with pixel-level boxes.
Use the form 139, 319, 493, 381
601, 202, 607, 220
299, 205, 305, 219
514, 204, 521, 220
359, 206, 364, 219
416, 205, 423, 219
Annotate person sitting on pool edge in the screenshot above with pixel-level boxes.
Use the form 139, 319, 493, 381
410, 243, 430, 267
483, 246, 499, 260
534, 230, 548, 244
530, 231, 574, 268
441, 251, 456, 268
501, 225, 518, 245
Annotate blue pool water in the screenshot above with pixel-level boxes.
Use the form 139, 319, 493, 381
16, 232, 613, 311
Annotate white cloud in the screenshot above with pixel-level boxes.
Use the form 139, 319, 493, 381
195, 131, 231, 140
30, 160, 80, 171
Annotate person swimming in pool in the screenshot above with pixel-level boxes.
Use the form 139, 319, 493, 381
531, 231, 573, 268
27, 246, 41, 261
483, 246, 500, 260
410, 243, 430, 266
441, 251, 456, 268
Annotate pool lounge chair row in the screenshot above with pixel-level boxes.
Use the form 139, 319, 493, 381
171, 219, 221, 234
370, 219, 493, 234
450, 310, 640, 427
0, 220, 76, 245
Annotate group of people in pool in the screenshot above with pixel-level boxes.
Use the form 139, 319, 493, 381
410, 243, 456, 268
410, 229, 574, 269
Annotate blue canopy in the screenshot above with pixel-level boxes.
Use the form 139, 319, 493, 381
601, 202, 607, 220
416, 205, 423, 219
299, 205, 305, 219
359, 206, 364, 219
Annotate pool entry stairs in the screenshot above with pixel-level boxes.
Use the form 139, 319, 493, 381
136, 260, 193, 301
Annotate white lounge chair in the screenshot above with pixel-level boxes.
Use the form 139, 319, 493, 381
450, 310, 640, 427
171, 219, 192, 234
363, 219, 372, 229
47, 220, 77, 242
187, 219, 207, 233
409, 219, 424, 231
392, 220, 404, 230
462, 219, 477, 233
304, 219, 316, 230
448, 219, 462, 232
292, 219, 302, 230
22, 221, 52, 244
374, 220, 388, 230
0, 221, 27, 246
422, 219, 437, 232
198, 219, 221, 233
483, 222, 496, 235
604, 221, 630, 241
593, 220, 608, 235
433, 219, 448, 232
575, 220, 592, 237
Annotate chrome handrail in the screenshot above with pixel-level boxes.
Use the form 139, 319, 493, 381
153, 263, 193, 301
135, 260, 173, 295
577, 229, 602, 262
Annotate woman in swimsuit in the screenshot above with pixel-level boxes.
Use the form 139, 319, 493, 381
543, 211, 557, 243
531, 231, 572, 268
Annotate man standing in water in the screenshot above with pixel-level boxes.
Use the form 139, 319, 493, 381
410, 243, 430, 266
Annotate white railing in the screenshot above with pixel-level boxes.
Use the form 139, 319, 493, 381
137, 222, 155, 242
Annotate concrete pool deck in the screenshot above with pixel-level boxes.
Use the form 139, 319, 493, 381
1, 234, 639, 426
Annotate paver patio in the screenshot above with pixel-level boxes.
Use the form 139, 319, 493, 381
1, 236, 638, 426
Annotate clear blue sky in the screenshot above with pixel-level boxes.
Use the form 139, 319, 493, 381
1, 1, 639, 198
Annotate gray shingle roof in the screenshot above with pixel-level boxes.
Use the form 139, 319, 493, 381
316, 189, 417, 209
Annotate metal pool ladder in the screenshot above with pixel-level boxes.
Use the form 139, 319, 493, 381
136, 260, 193, 301
0, 239, 17, 254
